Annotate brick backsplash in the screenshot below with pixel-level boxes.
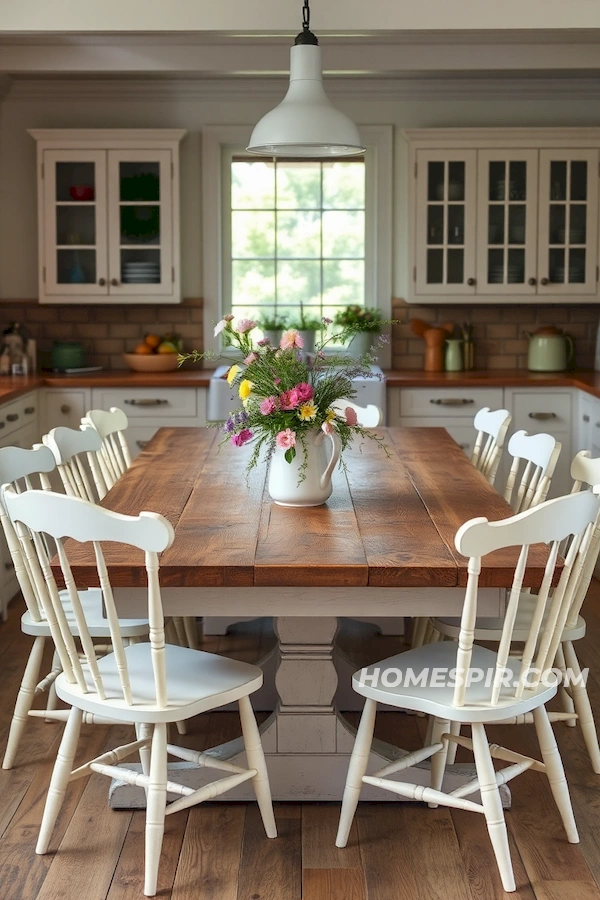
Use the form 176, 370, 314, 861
2, 296, 600, 372
391, 298, 600, 371
0, 298, 204, 370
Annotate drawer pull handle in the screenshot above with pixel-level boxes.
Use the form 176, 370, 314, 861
528, 412, 557, 420
6, 414, 18, 422
60, 404, 71, 414
136, 440, 150, 449
124, 399, 169, 407
4, 562, 12, 571
583, 414, 590, 422
430, 398, 475, 406
24, 406, 35, 415
458, 442, 470, 450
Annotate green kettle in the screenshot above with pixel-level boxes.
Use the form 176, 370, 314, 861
526, 327, 574, 372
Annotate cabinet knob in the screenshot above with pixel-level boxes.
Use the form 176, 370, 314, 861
467, 277, 476, 286
583, 414, 590, 423
110, 278, 119, 287
528, 277, 537, 286
60, 404, 71, 414
24, 406, 35, 415
540, 277, 549, 285
98, 277, 106, 286
136, 440, 150, 449
6, 414, 18, 422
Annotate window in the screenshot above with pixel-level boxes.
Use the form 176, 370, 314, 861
202, 125, 392, 363
227, 156, 366, 327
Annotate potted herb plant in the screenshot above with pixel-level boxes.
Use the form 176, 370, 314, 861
288, 304, 323, 355
333, 305, 383, 358
256, 311, 289, 347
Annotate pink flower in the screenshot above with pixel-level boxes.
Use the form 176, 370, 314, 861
279, 390, 298, 410
224, 314, 235, 321
231, 429, 253, 447
237, 318, 256, 334
260, 396, 278, 415
276, 428, 296, 450
289, 382, 313, 406
321, 421, 334, 435
257, 338, 270, 347
280, 329, 304, 350
344, 407, 358, 426
244, 352, 258, 364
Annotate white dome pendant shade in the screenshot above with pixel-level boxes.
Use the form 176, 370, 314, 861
247, 15, 364, 158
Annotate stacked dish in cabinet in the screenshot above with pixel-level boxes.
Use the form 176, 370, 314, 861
122, 261, 160, 283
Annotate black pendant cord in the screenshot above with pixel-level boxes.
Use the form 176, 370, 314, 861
295, 0, 319, 45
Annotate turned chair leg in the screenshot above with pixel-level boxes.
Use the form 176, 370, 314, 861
532, 704, 579, 841
36, 707, 83, 854
336, 697, 377, 848
238, 695, 277, 838
144, 723, 167, 897
428, 717, 451, 806
555, 644, 576, 727
3, 636, 46, 770
471, 722, 515, 892
562, 641, 600, 775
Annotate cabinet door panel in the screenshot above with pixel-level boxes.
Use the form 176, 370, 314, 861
414, 150, 477, 295
537, 149, 599, 296
476, 150, 538, 295
43, 389, 90, 433
107, 149, 174, 297
42, 150, 108, 297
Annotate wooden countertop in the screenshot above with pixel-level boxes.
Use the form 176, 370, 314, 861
3, 368, 600, 405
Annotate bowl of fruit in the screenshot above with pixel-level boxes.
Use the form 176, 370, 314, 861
123, 333, 180, 372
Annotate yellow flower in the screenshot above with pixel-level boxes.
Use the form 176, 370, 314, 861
239, 379, 253, 401
325, 408, 336, 422
298, 401, 317, 421
226, 364, 240, 385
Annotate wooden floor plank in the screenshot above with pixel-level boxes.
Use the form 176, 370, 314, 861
302, 804, 361, 869
171, 805, 245, 900
236, 805, 301, 900
303, 866, 366, 900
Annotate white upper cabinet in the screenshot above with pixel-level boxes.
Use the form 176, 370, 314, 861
29, 129, 186, 304
405, 129, 600, 303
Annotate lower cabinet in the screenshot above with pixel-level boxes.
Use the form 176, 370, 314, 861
0, 389, 41, 619
43, 388, 91, 434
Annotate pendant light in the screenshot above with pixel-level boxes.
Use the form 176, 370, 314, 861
246, 0, 364, 158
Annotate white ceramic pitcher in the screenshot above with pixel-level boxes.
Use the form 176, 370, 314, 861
268, 428, 342, 507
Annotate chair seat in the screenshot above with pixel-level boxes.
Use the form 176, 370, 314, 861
56, 642, 263, 723
433, 592, 586, 642
21, 588, 149, 638
353, 639, 558, 723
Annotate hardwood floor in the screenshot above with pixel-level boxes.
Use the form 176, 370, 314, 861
2, 590, 600, 899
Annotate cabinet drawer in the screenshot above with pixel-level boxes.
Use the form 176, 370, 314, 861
0, 392, 39, 442
511, 391, 571, 434
43, 388, 90, 433
91, 388, 197, 420
399, 388, 504, 418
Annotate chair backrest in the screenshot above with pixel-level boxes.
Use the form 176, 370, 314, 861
561, 450, 600, 627
0, 445, 57, 624
2, 486, 174, 708
43, 425, 109, 502
471, 407, 512, 485
82, 407, 132, 488
503, 430, 561, 513
453, 489, 600, 709
331, 400, 382, 428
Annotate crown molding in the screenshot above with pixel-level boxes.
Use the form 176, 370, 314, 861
7, 73, 600, 103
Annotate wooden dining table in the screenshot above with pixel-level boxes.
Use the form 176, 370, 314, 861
58, 425, 554, 804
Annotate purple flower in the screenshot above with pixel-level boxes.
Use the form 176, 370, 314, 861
234, 410, 249, 425
222, 417, 236, 433
231, 429, 253, 447
322, 316, 332, 325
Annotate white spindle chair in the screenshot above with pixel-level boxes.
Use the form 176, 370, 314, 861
82, 406, 132, 491
331, 400, 382, 428
43, 424, 109, 502
471, 407, 512, 485
412, 428, 562, 651
336, 490, 600, 892
0, 445, 149, 770
503, 429, 562, 513
431, 450, 600, 774
82, 409, 199, 651
2, 486, 276, 897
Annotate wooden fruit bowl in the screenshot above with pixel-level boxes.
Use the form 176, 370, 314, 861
123, 353, 179, 372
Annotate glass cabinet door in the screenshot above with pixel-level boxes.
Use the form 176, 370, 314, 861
537, 149, 598, 295
476, 150, 538, 295
107, 149, 173, 295
42, 150, 107, 296
414, 149, 477, 295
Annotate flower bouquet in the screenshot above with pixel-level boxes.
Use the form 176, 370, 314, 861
180, 315, 388, 503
